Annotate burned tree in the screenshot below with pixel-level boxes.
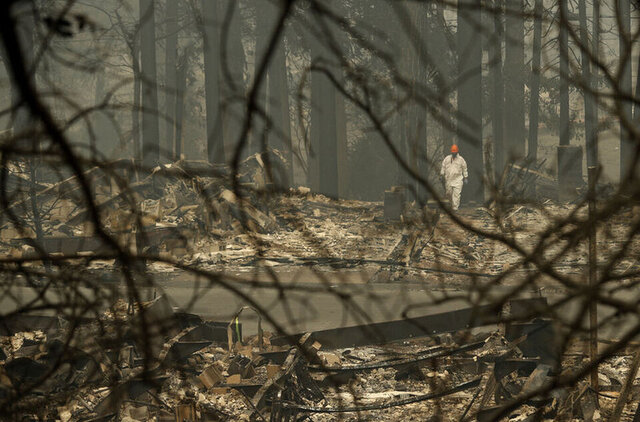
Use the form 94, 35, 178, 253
309, 25, 339, 198
201, 0, 224, 164
559, 0, 570, 147
163, 0, 179, 160
489, 0, 505, 179
527, 0, 543, 162
252, 0, 292, 188
139, 0, 160, 166
619, 0, 633, 184
504, 0, 525, 160
457, 0, 483, 203
219, 0, 247, 169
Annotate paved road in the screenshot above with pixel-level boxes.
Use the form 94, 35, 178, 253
0, 270, 637, 339
0, 277, 472, 335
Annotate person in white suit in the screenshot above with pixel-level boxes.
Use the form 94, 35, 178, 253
440, 144, 468, 210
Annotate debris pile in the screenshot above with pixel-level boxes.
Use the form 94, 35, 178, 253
0, 295, 274, 420
0, 297, 639, 420
2, 155, 638, 289
2, 156, 640, 420
0, 154, 286, 263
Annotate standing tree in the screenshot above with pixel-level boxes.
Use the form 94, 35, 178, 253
270, 43, 293, 189
504, 0, 525, 159
457, 0, 483, 203
164, 0, 179, 160
309, 17, 338, 198
219, 0, 247, 169
592, 0, 599, 155
139, 0, 160, 166
578, 0, 595, 168
489, 0, 505, 179
619, 0, 633, 183
174, 48, 189, 159
528, 0, 543, 161
252, 0, 270, 158
327, 1, 350, 197
392, 6, 410, 189
407, 2, 429, 202
201, 0, 224, 164
431, 2, 456, 150
1, 1, 33, 139
251, 0, 293, 188
559, 0, 570, 147
335, 79, 348, 197
93, 67, 119, 158
112, 9, 142, 161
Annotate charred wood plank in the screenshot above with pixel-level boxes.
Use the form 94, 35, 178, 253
308, 342, 483, 373
6, 166, 106, 217
11, 236, 115, 256
65, 180, 152, 226
272, 304, 505, 349
279, 378, 481, 413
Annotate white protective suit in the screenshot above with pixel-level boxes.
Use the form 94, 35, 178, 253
440, 154, 468, 210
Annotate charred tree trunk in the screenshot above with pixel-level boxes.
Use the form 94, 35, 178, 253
336, 88, 348, 197
164, 0, 179, 161
504, 0, 525, 159
253, 0, 292, 188
201, 0, 224, 164
330, 0, 349, 198
3, 2, 34, 140
219, 0, 247, 166
309, 34, 338, 198
634, 38, 640, 123
457, 0, 483, 203
579, 0, 595, 168
619, 0, 633, 182
308, 36, 320, 193
132, 40, 141, 162
528, 0, 542, 161
431, 2, 455, 149
93, 71, 106, 156
2, 58, 30, 138
3, 3, 48, 268
411, 2, 429, 202
394, 102, 408, 187
387, 3, 416, 191
267, 12, 292, 189
559, 0, 570, 146
252, 0, 270, 157
593, 0, 599, 140
395, 9, 410, 189
139, 0, 160, 167
93, 70, 119, 158
490, 0, 505, 180
269, 41, 292, 188
174, 53, 187, 159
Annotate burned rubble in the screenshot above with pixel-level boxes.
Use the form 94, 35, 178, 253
1, 154, 640, 420
1, 292, 640, 421
3, 154, 637, 283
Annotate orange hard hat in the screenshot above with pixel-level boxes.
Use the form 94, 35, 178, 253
451, 144, 459, 153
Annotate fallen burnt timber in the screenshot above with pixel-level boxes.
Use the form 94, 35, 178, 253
1, 295, 636, 421
271, 297, 548, 349
272, 378, 482, 418
271, 304, 504, 349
